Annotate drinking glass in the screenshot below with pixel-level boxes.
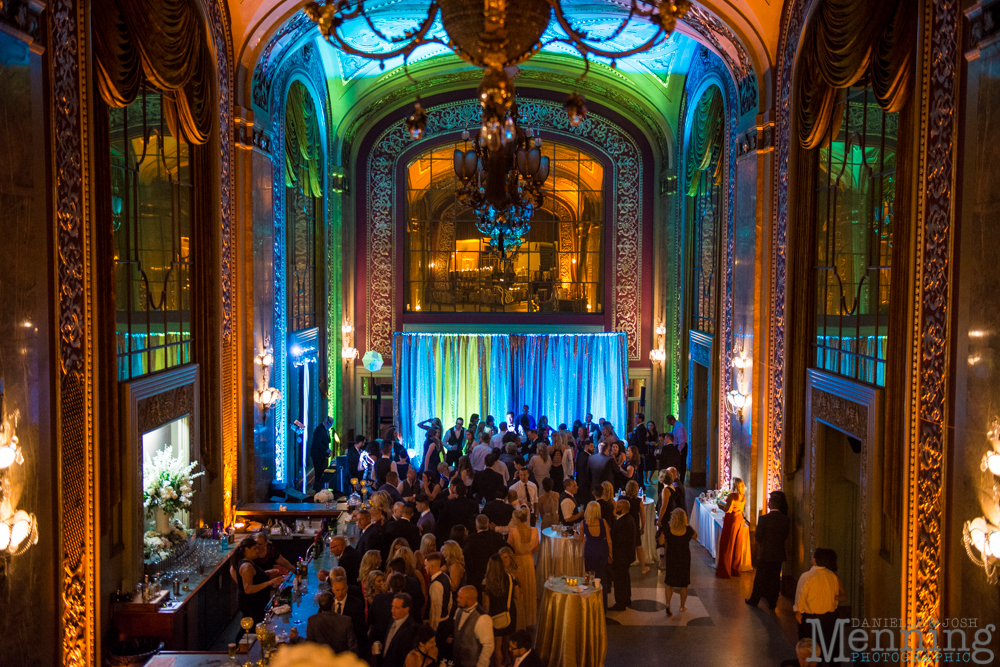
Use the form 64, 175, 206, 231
228, 643, 238, 664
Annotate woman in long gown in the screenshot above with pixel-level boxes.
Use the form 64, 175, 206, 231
577, 501, 612, 609
715, 477, 747, 578
507, 509, 539, 629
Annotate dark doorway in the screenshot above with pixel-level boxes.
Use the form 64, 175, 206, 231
690, 362, 709, 486
819, 423, 861, 616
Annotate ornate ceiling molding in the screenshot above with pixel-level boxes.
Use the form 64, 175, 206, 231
682, 4, 758, 116
251, 10, 316, 112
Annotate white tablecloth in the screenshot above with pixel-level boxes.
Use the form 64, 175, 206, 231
540, 527, 585, 580
690, 498, 753, 571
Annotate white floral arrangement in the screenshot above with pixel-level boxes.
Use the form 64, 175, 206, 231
314, 489, 335, 504
142, 522, 190, 562
143, 447, 204, 519
716, 486, 731, 502
269, 643, 368, 667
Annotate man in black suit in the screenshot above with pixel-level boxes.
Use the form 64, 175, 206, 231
587, 442, 615, 489
383, 504, 422, 551
746, 493, 791, 610
473, 454, 504, 505
436, 483, 478, 544
331, 576, 369, 656
374, 443, 394, 489
462, 514, 508, 593
575, 439, 594, 504
509, 629, 543, 667
306, 590, 359, 654
609, 500, 637, 611
380, 593, 419, 667
347, 435, 367, 482
329, 535, 362, 586
369, 573, 405, 648
378, 470, 404, 505
310, 417, 334, 493
482, 486, 514, 529
355, 508, 382, 558
627, 412, 648, 452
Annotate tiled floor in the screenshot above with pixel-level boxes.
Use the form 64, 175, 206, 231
602, 487, 800, 666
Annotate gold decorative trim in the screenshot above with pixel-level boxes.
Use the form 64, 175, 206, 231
50, 0, 96, 663
904, 0, 959, 661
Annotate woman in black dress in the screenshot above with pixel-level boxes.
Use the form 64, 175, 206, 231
483, 553, 517, 667
234, 537, 284, 641
624, 480, 649, 575
661, 507, 697, 616
644, 421, 660, 484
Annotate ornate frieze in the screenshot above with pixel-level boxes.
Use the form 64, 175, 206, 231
966, 0, 1000, 60
137, 384, 196, 435
251, 11, 316, 112
683, 5, 758, 117
364, 99, 643, 360
766, 0, 811, 498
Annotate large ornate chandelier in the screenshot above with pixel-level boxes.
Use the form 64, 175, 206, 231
304, 0, 691, 256
453, 68, 549, 258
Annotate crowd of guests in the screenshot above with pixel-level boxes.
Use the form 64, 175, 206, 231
246, 406, 844, 667
268, 408, 692, 665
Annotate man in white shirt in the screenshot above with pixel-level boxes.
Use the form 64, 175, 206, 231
451, 585, 494, 667
470, 435, 492, 471
793, 548, 842, 643
666, 415, 688, 482
424, 552, 451, 630
490, 422, 508, 450
559, 479, 583, 524
509, 468, 538, 518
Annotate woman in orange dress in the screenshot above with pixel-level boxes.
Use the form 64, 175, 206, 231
715, 477, 747, 578
507, 509, 539, 629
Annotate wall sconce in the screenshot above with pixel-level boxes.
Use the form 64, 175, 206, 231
0, 387, 38, 558
341, 322, 358, 363
254, 346, 280, 423
726, 348, 752, 426
964, 419, 1000, 583
649, 324, 667, 363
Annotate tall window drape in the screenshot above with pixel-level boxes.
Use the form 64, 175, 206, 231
794, 0, 916, 149
393, 333, 627, 461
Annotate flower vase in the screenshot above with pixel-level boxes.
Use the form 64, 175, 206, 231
154, 507, 173, 535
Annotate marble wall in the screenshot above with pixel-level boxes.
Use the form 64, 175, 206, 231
951, 43, 1000, 649
252, 151, 276, 500
0, 32, 57, 666
729, 154, 757, 493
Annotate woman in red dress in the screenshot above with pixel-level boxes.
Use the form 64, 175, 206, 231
715, 477, 747, 578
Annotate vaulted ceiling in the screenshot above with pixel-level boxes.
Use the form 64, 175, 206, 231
228, 0, 784, 115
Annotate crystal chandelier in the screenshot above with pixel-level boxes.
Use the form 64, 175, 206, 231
305, 0, 692, 127
452, 67, 549, 258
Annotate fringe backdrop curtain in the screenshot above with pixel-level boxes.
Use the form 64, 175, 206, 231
685, 86, 724, 196
394, 334, 513, 460
393, 333, 628, 465
92, 0, 214, 144
285, 81, 323, 198
794, 0, 916, 149
510, 334, 628, 435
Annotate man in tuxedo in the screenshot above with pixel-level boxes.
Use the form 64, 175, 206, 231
310, 417, 334, 493
378, 470, 404, 505
380, 593, 419, 667
627, 412, 648, 452
415, 494, 436, 536
584, 412, 600, 439
463, 514, 508, 593
575, 440, 594, 504
473, 454, 504, 504
355, 509, 382, 557
482, 486, 514, 529
587, 442, 616, 489
306, 590, 358, 654
609, 500, 637, 611
383, 504, 422, 551
509, 629, 543, 667
329, 536, 362, 586
746, 493, 791, 609
331, 577, 369, 656
436, 483, 478, 544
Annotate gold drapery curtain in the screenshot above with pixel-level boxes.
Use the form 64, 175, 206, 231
686, 86, 724, 196
284, 81, 323, 198
794, 0, 916, 149
93, 0, 214, 144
